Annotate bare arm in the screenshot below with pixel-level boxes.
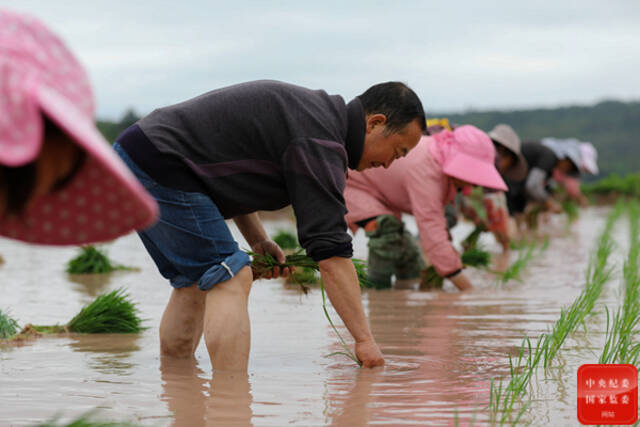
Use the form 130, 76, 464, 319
448, 271, 473, 291
318, 256, 384, 367
233, 212, 290, 278
233, 212, 268, 248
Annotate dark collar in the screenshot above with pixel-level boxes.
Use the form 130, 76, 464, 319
345, 98, 365, 170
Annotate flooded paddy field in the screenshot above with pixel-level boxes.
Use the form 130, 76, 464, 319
0, 206, 630, 426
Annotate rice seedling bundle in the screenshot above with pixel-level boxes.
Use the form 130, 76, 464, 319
249, 250, 371, 288
66, 246, 131, 274
562, 199, 580, 223
66, 288, 143, 333
11, 289, 144, 338
0, 308, 19, 339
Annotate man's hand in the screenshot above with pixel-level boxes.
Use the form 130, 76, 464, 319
251, 239, 292, 279
355, 340, 385, 368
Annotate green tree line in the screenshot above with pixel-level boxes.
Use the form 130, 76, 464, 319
98, 99, 640, 179
437, 99, 640, 179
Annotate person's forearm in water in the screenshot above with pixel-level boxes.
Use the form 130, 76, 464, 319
318, 256, 384, 367
233, 213, 269, 247
449, 271, 473, 291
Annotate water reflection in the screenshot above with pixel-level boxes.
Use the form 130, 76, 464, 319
68, 272, 114, 297
324, 289, 496, 426
160, 357, 253, 427
69, 333, 141, 375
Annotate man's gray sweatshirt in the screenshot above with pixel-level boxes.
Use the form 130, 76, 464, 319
119, 80, 366, 261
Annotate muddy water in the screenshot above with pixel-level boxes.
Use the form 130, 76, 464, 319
0, 206, 625, 426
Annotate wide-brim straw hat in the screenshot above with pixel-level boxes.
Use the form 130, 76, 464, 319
0, 10, 158, 245
488, 124, 528, 181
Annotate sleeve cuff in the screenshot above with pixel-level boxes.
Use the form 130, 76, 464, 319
308, 242, 353, 262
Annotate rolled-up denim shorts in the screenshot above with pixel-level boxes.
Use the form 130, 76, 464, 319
113, 142, 250, 291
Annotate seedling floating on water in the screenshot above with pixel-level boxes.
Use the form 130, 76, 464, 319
18, 289, 145, 336
0, 308, 19, 339
67, 246, 133, 274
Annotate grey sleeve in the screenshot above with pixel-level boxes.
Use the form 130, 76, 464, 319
282, 138, 353, 262
525, 167, 550, 202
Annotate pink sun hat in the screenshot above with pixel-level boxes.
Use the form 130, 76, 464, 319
432, 125, 508, 192
0, 10, 158, 245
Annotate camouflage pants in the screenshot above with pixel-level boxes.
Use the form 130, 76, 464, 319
366, 215, 425, 289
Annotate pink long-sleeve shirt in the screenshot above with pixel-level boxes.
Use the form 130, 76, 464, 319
345, 135, 461, 276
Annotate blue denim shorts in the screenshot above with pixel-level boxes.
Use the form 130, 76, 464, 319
113, 142, 250, 291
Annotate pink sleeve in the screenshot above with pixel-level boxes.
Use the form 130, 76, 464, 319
404, 165, 462, 277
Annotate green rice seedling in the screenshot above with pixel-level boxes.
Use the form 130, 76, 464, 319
488, 335, 545, 425
0, 308, 19, 339
461, 225, 484, 252
271, 230, 299, 251
249, 250, 371, 288
562, 199, 580, 223
320, 282, 361, 367
465, 187, 488, 222
66, 246, 132, 274
599, 200, 640, 365
461, 247, 491, 268
65, 288, 143, 333
542, 202, 621, 368
352, 258, 374, 289
495, 242, 536, 284
582, 171, 640, 199
30, 289, 144, 334
34, 413, 138, 426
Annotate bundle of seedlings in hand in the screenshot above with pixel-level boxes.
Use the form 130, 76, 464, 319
66, 246, 132, 274
271, 230, 299, 251
0, 308, 19, 339
28, 288, 144, 335
249, 250, 371, 288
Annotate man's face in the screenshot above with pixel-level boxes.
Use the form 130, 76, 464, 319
494, 143, 516, 174
357, 115, 423, 171
557, 158, 578, 174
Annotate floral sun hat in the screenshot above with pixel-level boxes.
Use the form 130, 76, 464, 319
0, 10, 158, 245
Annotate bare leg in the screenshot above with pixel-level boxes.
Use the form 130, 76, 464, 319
160, 285, 206, 358
204, 265, 253, 371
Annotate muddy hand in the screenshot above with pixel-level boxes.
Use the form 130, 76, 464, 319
355, 340, 385, 368
251, 239, 292, 279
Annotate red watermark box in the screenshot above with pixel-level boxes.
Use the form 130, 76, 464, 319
577, 364, 638, 425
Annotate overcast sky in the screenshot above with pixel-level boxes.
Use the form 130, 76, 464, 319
3, 0, 639, 119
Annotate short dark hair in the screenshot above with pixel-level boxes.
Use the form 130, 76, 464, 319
357, 82, 426, 134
